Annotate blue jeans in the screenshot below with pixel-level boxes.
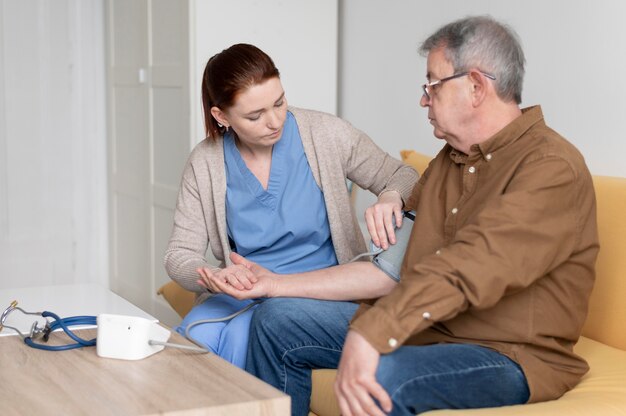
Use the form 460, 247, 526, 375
246, 298, 530, 416
176, 294, 257, 368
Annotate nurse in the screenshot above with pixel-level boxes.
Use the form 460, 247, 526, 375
164, 43, 417, 368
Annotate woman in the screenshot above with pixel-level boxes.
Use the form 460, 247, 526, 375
164, 43, 417, 368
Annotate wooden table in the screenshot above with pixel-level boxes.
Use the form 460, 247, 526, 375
1, 328, 290, 415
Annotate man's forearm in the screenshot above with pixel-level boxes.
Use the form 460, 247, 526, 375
272, 261, 396, 301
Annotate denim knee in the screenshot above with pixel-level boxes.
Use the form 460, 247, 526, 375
249, 298, 356, 353
375, 344, 530, 415
251, 298, 300, 334
247, 298, 315, 376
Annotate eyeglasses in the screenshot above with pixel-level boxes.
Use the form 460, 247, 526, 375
421, 71, 496, 100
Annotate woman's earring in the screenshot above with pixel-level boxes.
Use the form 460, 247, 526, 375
217, 122, 223, 128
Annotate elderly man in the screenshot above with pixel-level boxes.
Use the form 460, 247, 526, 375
221, 16, 598, 416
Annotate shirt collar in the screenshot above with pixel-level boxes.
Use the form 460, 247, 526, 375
477, 105, 544, 155
448, 105, 545, 165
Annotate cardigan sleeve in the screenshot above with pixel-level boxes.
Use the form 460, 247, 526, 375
340, 122, 418, 204
290, 107, 418, 204
163, 151, 222, 294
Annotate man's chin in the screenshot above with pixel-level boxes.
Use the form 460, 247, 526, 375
432, 130, 446, 140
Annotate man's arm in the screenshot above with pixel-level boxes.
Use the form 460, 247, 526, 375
203, 252, 397, 301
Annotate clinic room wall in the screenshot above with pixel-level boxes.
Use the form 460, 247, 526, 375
338, 0, 626, 178
0, 1, 108, 290
1, 1, 623, 293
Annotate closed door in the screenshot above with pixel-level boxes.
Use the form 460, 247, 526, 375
107, 0, 189, 326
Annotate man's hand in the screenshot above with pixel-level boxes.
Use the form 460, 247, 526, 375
334, 331, 392, 416
365, 190, 403, 250
200, 252, 279, 299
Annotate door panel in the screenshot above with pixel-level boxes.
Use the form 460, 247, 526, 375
107, 0, 150, 310
107, 0, 188, 326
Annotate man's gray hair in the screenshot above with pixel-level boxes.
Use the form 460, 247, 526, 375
419, 16, 525, 104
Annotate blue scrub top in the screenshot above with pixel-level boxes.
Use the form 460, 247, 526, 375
224, 111, 338, 274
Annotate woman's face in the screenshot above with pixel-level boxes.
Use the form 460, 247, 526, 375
213, 77, 288, 150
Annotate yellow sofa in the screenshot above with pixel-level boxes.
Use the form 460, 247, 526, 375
158, 150, 626, 415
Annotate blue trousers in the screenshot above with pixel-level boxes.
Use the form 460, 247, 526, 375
176, 294, 257, 368
245, 298, 530, 416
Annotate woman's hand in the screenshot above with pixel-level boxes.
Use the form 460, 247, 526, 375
196, 262, 258, 292
364, 190, 403, 250
199, 253, 280, 299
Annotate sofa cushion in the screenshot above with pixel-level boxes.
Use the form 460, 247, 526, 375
421, 336, 626, 415
400, 149, 431, 175
308, 336, 626, 416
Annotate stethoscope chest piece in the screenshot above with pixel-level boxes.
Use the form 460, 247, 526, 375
1, 301, 96, 351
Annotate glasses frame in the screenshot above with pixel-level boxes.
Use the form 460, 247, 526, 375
422, 71, 496, 100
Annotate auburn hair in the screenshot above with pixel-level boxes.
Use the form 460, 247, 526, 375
201, 44, 280, 139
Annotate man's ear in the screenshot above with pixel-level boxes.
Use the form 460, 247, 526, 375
468, 70, 488, 107
210, 106, 229, 128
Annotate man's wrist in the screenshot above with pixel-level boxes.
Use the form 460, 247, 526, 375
266, 274, 286, 298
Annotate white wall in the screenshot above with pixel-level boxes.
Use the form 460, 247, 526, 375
2, 0, 624, 297
191, 0, 338, 144
0, 0, 107, 290
339, 0, 626, 178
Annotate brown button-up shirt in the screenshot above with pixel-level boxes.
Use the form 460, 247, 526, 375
350, 106, 599, 403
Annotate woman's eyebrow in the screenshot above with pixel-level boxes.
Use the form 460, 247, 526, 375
243, 92, 285, 116
274, 92, 285, 104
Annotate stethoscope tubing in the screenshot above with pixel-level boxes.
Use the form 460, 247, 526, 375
24, 312, 97, 351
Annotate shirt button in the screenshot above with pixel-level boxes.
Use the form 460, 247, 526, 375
486, 153, 493, 161
451, 207, 458, 214
388, 338, 398, 348
468, 166, 476, 173
422, 311, 431, 320
435, 249, 441, 255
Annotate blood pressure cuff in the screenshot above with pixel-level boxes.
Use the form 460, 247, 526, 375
371, 211, 415, 282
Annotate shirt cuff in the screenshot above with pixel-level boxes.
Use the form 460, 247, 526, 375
350, 304, 412, 354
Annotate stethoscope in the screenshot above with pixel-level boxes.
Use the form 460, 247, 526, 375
0, 300, 97, 351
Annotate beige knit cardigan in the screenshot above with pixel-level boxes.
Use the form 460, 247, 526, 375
164, 107, 418, 304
